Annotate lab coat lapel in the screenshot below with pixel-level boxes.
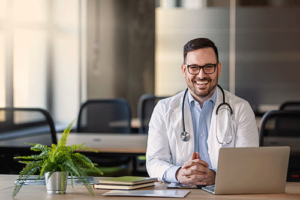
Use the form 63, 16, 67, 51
207, 87, 223, 168
170, 92, 194, 164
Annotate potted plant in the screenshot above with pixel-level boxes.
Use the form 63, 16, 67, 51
12, 119, 103, 197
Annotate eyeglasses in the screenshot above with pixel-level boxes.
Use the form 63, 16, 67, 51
185, 63, 218, 75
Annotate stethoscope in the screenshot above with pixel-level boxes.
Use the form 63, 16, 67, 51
180, 84, 234, 145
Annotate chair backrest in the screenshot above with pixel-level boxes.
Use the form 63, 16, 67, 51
259, 110, 300, 181
279, 101, 300, 110
0, 107, 57, 174
138, 94, 168, 134
77, 99, 132, 133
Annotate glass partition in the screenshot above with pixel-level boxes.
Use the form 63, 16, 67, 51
13, 0, 47, 23
52, 0, 80, 124
155, 0, 230, 96
0, 0, 7, 19
235, 5, 300, 111
155, 0, 300, 115
13, 29, 47, 109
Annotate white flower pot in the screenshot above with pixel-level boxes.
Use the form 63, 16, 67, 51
45, 171, 68, 194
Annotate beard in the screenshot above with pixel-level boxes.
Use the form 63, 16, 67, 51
187, 71, 219, 100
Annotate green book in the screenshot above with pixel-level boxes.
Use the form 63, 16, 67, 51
98, 176, 158, 186
93, 182, 155, 190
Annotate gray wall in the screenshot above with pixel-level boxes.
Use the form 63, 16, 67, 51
86, 0, 155, 117
235, 7, 300, 106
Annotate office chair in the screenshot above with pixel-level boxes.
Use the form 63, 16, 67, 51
279, 101, 300, 111
76, 99, 132, 176
0, 107, 57, 174
138, 94, 168, 134
135, 94, 168, 175
259, 110, 300, 182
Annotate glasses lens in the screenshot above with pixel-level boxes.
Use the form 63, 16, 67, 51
188, 65, 200, 75
203, 64, 215, 74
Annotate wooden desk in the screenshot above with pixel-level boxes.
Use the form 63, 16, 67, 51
1, 175, 300, 199
57, 133, 148, 154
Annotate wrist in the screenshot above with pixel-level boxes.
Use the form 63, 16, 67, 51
207, 169, 216, 185
175, 167, 182, 182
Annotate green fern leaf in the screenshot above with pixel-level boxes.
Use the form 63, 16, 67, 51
13, 160, 43, 197
30, 143, 51, 152
59, 118, 76, 147
70, 143, 98, 153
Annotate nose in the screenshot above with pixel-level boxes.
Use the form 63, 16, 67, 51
197, 68, 207, 79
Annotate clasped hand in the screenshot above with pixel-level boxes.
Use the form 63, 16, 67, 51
176, 152, 215, 186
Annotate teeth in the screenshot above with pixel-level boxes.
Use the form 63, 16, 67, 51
196, 81, 208, 84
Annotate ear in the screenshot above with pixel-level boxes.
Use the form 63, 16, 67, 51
217, 62, 222, 78
181, 63, 186, 78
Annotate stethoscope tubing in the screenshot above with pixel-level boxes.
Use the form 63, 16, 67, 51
181, 84, 234, 143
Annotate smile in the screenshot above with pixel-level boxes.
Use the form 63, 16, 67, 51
196, 81, 208, 85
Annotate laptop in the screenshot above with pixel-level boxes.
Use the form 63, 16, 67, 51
202, 146, 290, 195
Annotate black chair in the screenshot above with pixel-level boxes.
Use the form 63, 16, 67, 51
76, 99, 132, 176
135, 94, 168, 175
280, 101, 300, 111
138, 94, 168, 134
0, 107, 57, 174
77, 99, 131, 133
259, 110, 300, 182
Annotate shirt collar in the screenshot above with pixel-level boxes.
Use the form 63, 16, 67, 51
187, 87, 217, 106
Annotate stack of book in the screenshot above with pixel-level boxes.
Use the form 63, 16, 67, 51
93, 176, 158, 190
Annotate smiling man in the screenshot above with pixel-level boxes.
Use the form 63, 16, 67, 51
146, 38, 258, 186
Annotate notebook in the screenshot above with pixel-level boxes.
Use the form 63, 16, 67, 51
98, 176, 157, 185
103, 190, 190, 198
202, 146, 290, 195
93, 182, 155, 190
94, 176, 157, 190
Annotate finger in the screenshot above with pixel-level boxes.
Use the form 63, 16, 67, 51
180, 174, 208, 185
181, 165, 208, 176
196, 152, 201, 160
190, 152, 196, 160
192, 159, 209, 167
182, 159, 209, 169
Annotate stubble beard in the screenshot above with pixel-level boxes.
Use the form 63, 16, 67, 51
188, 71, 219, 100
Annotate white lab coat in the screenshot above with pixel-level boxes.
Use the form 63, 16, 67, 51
146, 87, 259, 180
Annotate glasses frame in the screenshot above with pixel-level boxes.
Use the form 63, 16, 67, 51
184, 63, 218, 75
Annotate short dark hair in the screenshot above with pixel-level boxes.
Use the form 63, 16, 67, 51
183, 38, 219, 63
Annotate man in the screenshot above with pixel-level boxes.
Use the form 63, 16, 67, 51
146, 38, 258, 186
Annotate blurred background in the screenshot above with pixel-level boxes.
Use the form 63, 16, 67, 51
1, 0, 300, 126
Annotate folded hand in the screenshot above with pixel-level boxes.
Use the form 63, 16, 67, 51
176, 152, 215, 186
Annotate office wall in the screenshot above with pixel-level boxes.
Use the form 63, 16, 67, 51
155, 2, 300, 113
235, 7, 300, 106
86, 0, 155, 117
155, 7, 230, 96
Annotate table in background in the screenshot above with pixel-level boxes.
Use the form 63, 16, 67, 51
57, 133, 147, 154
0, 133, 148, 175
1, 175, 300, 199
57, 133, 148, 175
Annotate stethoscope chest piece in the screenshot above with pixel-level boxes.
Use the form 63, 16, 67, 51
180, 131, 190, 142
